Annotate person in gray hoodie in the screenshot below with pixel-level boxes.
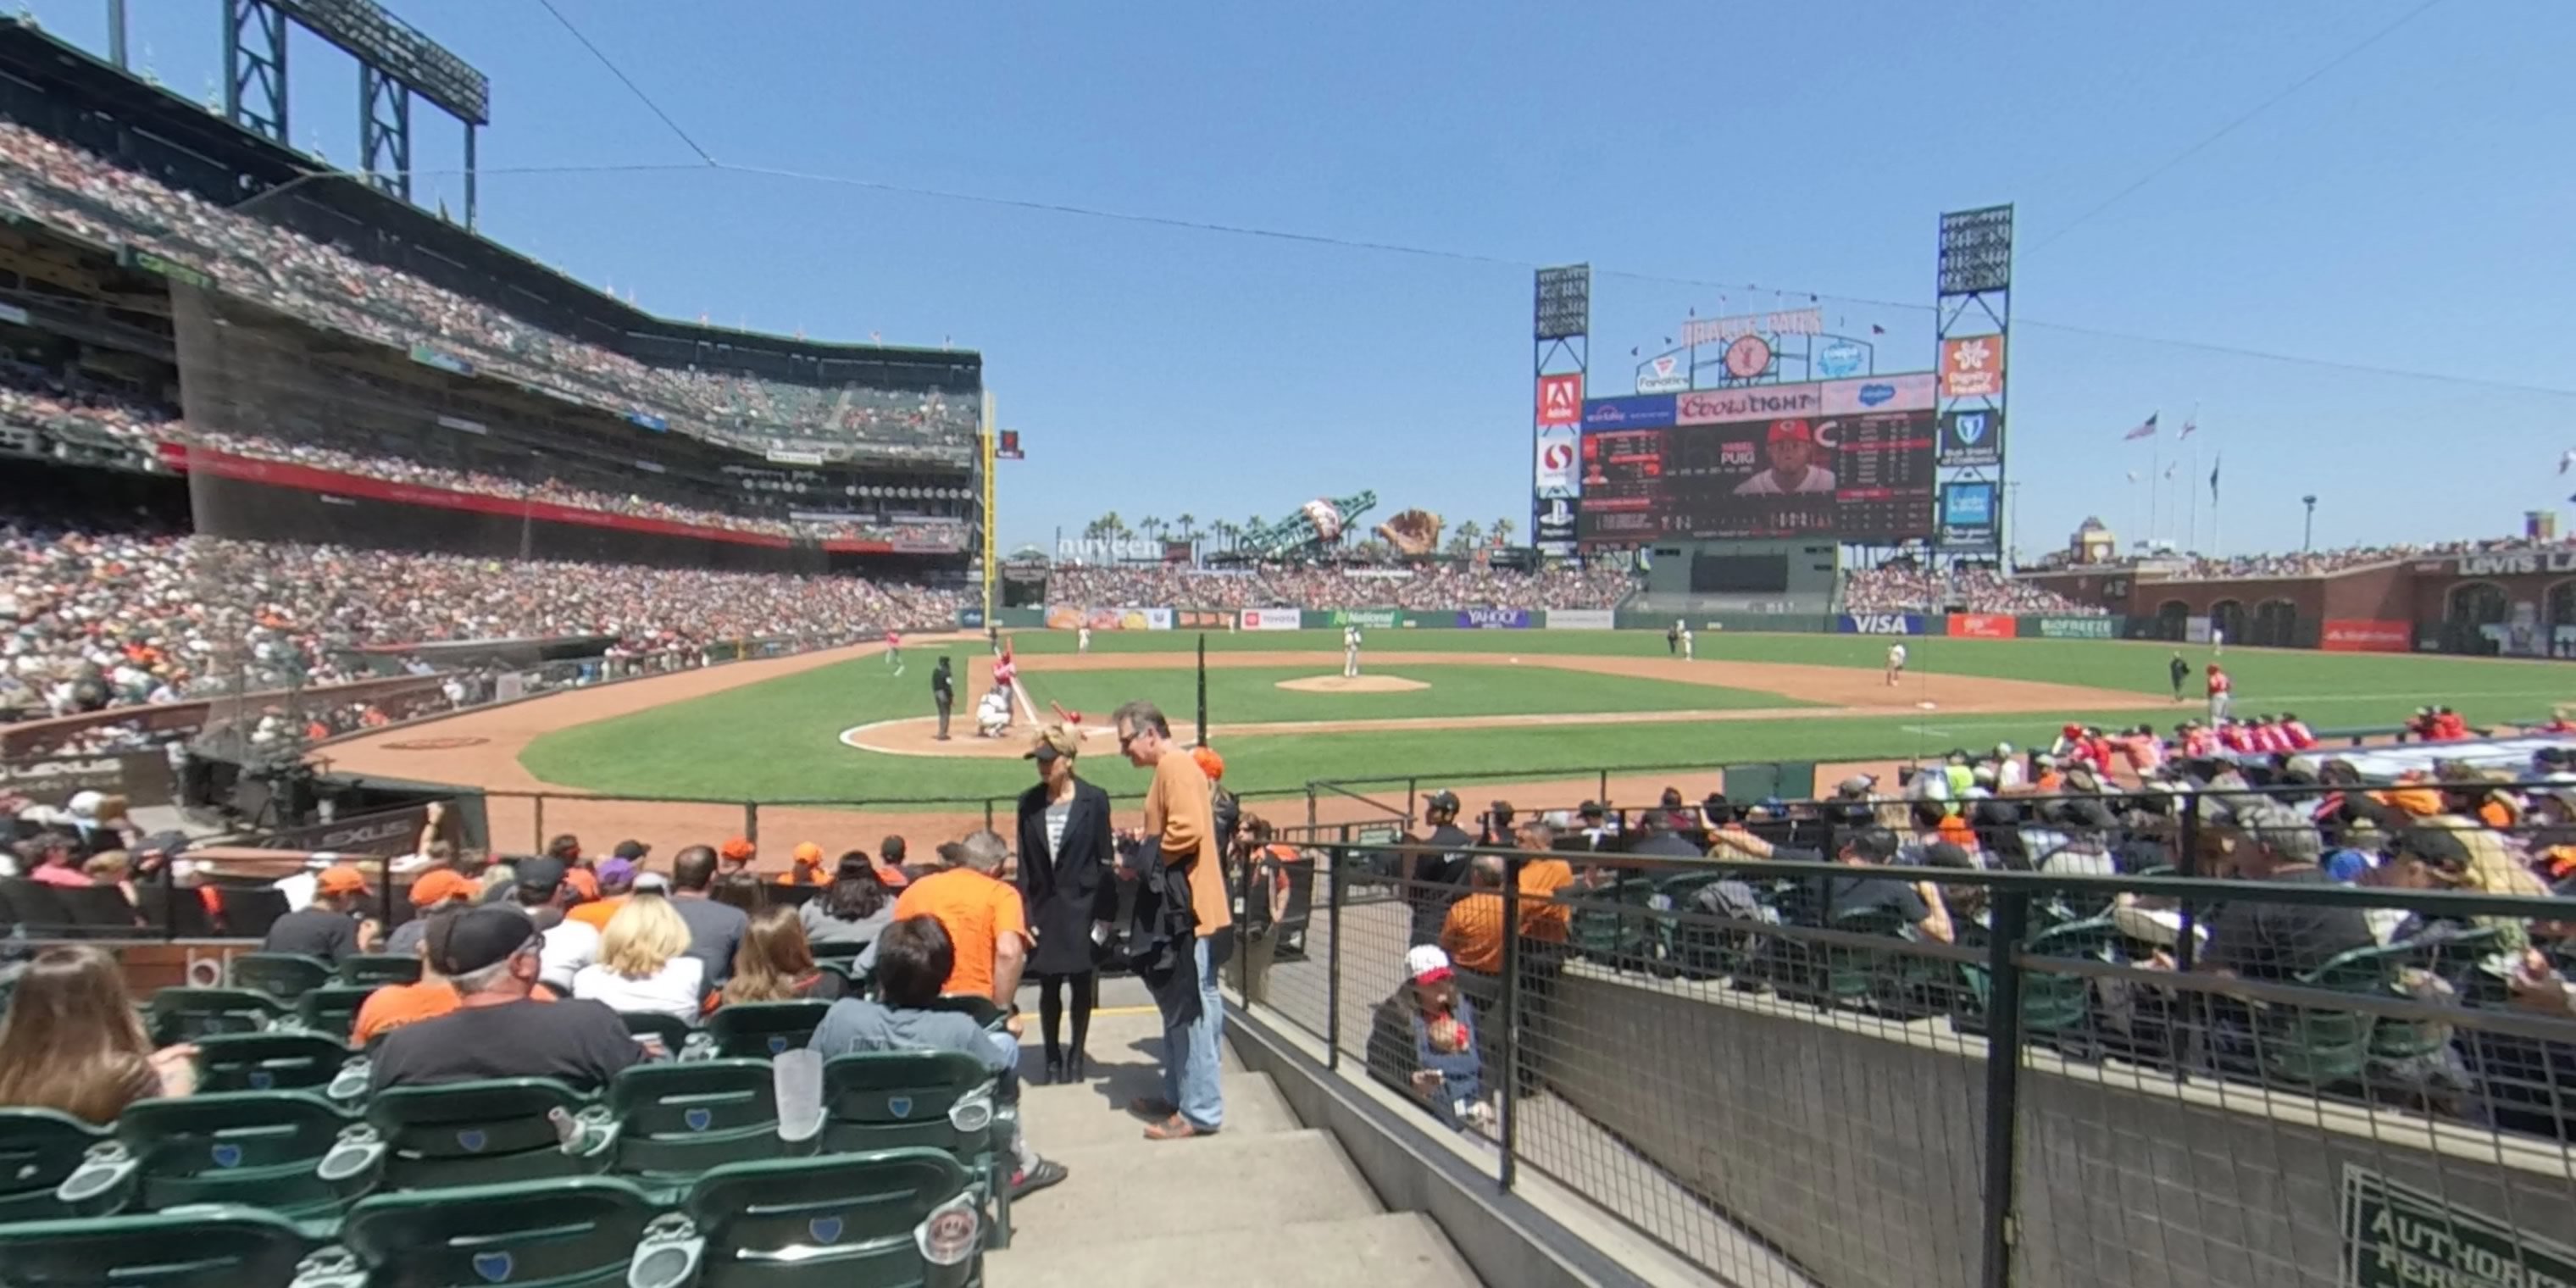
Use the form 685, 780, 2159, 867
808, 915, 1068, 1199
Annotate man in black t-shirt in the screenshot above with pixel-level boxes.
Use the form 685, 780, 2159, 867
369, 905, 645, 1094
261, 864, 378, 964
1406, 791, 1477, 947
2194, 801, 2373, 980
1811, 828, 1952, 942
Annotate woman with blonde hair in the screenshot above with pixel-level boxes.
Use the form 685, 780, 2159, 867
714, 904, 848, 1009
0, 946, 197, 1123
570, 893, 706, 1020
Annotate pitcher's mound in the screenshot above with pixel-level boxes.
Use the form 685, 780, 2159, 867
1276, 675, 1428, 693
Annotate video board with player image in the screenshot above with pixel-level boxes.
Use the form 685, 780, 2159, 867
1575, 375, 1937, 544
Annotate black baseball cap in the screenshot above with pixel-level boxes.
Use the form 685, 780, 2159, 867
1577, 801, 1604, 818
514, 856, 569, 897
1425, 791, 1460, 812
612, 840, 651, 860
1843, 828, 1899, 863
426, 905, 540, 977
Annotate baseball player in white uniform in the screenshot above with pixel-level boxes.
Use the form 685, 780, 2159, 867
1077, 624, 1091, 655
1885, 642, 1908, 686
1343, 625, 1363, 678
1681, 625, 1695, 661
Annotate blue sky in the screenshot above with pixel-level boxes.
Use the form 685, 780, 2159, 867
36, 0, 2576, 558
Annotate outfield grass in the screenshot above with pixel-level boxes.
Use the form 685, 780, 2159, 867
519, 630, 2570, 805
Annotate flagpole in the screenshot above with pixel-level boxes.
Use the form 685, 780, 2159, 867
2189, 441, 2201, 552
2150, 437, 2162, 547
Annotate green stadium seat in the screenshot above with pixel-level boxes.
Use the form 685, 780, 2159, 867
191, 1031, 356, 1097
2262, 946, 2390, 1086
607, 1059, 792, 1181
147, 987, 286, 1045
63, 1090, 368, 1219
814, 960, 868, 993
228, 953, 335, 1000
2019, 915, 2121, 1036
0, 1205, 315, 1288
342, 1077, 619, 1191
675, 1149, 985, 1288
336, 954, 424, 987
1569, 874, 1660, 971
1823, 907, 1916, 1009
918, 995, 1008, 1033
706, 1000, 832, 1058
332, 1176, 670, 1288
819, 1052, 998, 1159
294, 985, 376, 1041
619, 1009, 708, 1059
0, 1109, 108, 1224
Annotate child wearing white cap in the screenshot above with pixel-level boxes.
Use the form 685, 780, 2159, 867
1403, 946, 1491, 1132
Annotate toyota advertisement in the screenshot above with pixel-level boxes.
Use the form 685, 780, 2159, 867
1575, 378, 1935, 545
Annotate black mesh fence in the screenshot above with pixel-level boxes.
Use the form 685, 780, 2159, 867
1229, 780, 2576, 1288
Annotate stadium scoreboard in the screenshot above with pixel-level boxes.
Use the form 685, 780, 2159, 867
1576, 375, 1937, 544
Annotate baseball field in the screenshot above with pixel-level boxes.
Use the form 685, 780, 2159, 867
311, 628, 2569, 858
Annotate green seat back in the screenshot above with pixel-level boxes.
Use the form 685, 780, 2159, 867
619, 1009, 697, 1055
684, 1150, 978, 1288
365, 1078, 599, 1189
917, 996, 1006, 1032
113, 1091, 355, 1217
0, 1109, 108, 1224
0, 1206, 314, 1287
337, 1177, 663, 1288
2019, 916, 2119, 1033
607, 1060, 783, 1179
819, 1052, 996, 1157
1824, 907, 1913, 1002
706, 1000, 833, 1059
147, 988, 285, 1045
337, 954, 425, 987
192, 1031, 353, 1094
1571, 875, 1657, 966
297, 985, 376, 1041
2268, 947, 2391, 1085
229, 953, 335, 1000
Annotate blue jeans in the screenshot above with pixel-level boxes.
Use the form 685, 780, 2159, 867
1162, 935, 1226, 1130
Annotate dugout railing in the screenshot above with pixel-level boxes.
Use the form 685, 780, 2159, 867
1230, 781, 2576, 1288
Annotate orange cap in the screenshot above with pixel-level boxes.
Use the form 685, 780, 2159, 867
792, 842, 824, 867
719, 837, 756, 863
408, 869, 476, 907
316, 864, 369, 897
1192, 745, 1225, 782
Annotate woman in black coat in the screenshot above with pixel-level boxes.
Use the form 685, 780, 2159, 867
1017, 727, 1118, 1084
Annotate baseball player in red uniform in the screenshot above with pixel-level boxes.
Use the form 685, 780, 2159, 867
2205, 663, 2232, 723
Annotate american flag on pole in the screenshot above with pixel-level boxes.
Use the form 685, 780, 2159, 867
2122, 414, 2159, 441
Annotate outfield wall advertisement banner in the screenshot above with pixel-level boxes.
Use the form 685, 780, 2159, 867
2031, 615, 2118, 639
1546, 609, 1617, 630
1840, 613, 1927, 636
1045, 607, 1173, 631
2321, 619, 2412, 653
1946, 613, 2014, 639
1456, 608, 1533, 630
1240, 608, 1302, 631
1311, 608, 1402, 630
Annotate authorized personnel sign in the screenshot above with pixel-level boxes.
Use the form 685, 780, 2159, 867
2340, 1164, 2576, 1288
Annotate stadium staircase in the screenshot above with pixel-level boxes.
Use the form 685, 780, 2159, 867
989, 1006, 1480, 1286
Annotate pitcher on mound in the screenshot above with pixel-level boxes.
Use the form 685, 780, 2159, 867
1343, 625, 1363, 679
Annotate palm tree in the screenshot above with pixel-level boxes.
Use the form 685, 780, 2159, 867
1492, 517, 1516, 547
1090, 511, 1124, 541
1243, 514, 1263, 542
1457, 519, 1482, 547
1174, 513, 1197, 544
1139, 516, 1163, 543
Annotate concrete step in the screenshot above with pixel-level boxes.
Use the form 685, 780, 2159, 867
1016, 1068, 1301, 1150
1002, 1129, 1381, 1250
988, 1212, 1480, 1288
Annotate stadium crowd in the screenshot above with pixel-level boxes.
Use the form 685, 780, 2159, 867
2074, 537, 2574, 582
1042, 561, 1633, 611
1374, 720, 2576, 1139
0, 512, 962, 721
0, 360, 968, 548
0, 122, 976, 456
1841, 565, 2107, 616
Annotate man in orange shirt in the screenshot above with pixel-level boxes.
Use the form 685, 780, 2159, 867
778, 842, 829, 887
1114, 699, 1228, 1141
876, 830, 1028, 1005
1440, 859, 1509, 975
